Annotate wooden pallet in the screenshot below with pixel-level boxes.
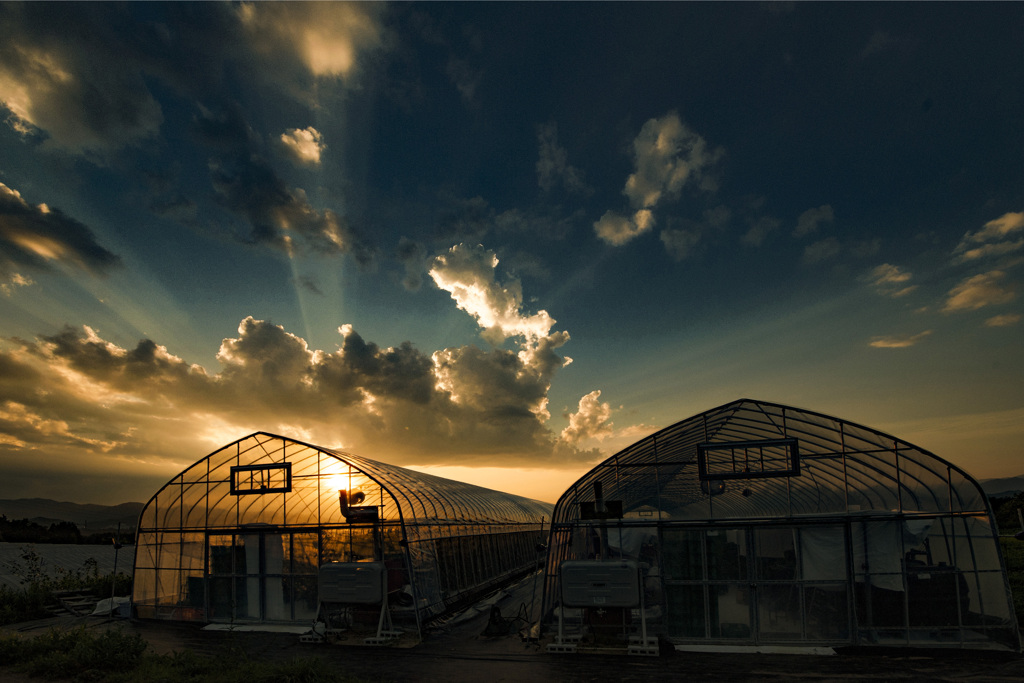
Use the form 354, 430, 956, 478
48, 590, 99, 617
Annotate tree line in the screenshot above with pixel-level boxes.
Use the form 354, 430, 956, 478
990, 492, 1024, 535
0, 516, 134, 545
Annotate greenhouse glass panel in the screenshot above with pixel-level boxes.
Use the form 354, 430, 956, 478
898, 455, 952, 513
133, 432, 551, 637
950, 469, 987, 513
959, 517, 1002, 571
790, 456, 847, 515
542, 399, 1019, 653
665, 584, 706, 638
757, 583, 802, 640
844, 452, 900, 513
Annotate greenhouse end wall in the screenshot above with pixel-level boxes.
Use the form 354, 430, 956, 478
542, 399, 1020, 651
133, 433, 551, 631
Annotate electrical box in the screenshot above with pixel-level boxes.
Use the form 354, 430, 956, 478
560, 560, 640, 608
318, 562, 385, 604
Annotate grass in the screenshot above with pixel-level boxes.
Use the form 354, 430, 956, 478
1000, 537, 1024, 628
0, 627, 370, 683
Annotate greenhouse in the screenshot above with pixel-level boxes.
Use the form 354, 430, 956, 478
133, 432, 551, 637
542, 399, 1020, 652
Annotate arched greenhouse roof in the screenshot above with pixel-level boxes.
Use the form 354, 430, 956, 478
139, 432, 552, 533
552, 398, 990, 524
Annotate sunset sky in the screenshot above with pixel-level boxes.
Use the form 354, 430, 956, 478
1, 2, 1022, 505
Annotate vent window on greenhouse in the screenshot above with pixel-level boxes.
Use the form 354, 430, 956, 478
132, 433, 551, 638
541, 399, 1020, 652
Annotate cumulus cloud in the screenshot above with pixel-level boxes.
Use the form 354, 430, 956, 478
869, 330, 933, 348
864, 263, 917, 298
0, 3, 162, 154
0, 305, 592, 490
429, 243, 560, 345
1, 272, 33, 296
953, 211, 1024, 263
942, 271, 1016, 313
536, 122, 588, 194
428, 243, 573, 424
279, 126, 325, 165
560, 390, 614, 445
0, 182, 121, 278
793, 204, 834, 237
595, 112, 721, 247
625, 112, 719, 209
0, 237, 590, 486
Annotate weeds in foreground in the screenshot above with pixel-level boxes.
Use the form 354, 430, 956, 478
999, 537, 1024, 627
0, 545, 132, 625
0, 626, 370, 682
0, 627, 146, 679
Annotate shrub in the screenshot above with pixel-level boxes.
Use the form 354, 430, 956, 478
29, 628, 147, 679
1000, 537, 1024, 627
0, 627, 146, 679
0, 545, 133, 626
0, 628, 375, 683
0, 583, 52, 625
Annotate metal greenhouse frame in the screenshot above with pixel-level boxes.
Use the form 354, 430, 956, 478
133, 432, 551, 637
542, 399, 1020, 651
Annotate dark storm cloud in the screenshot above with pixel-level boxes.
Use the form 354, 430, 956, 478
0, 2, 162, 154
37, 326, 205, 392
194, 105, 375, 264
0, 183, 120, 277
127, 3, 247, 97
316, 327, 437, 406
293, 275, 324, 296
0, 3, 388, 153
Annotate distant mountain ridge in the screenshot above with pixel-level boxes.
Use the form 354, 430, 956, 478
0, 499, 144, 531
980, 476, 1024, 497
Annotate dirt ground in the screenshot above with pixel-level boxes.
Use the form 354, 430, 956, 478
4, 610, 1023, 683
4, 572, 1023, 683
146, 620, 1024, 683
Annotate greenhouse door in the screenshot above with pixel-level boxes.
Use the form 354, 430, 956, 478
207, 531, 319, 623
664, 525, 852, 644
